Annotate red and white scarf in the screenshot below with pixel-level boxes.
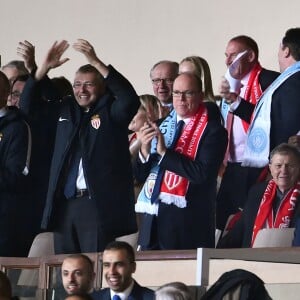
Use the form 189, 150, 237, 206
251, 179, 300, 246
159, 105, 208, 208
241, 62, 262, 132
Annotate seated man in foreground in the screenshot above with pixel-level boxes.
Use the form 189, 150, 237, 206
99, 241, 154, 299
61, 254, 99, 299
218, 143, 300, 248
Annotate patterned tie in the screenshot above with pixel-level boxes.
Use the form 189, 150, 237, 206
112, 295, 121, 300
150, 120, 185, 203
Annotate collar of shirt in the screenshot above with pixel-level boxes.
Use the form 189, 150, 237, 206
162, 102, 173, 107
176, 116, 190, 126
110, 280, 134, 300
0, 107, 7, 117
239, 72, 251, 98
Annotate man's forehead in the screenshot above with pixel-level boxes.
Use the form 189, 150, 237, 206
103, 249, 128, 261
74, 72, 96, 81
271, 153, 297, 162
174, 74, 197, 89
226, 41, 246, 53
62, 258, 88, 270
152, 63, 175, 76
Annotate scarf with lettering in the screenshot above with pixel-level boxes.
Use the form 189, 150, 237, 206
251, 179, 300, 246
242, 62, 262, 132
135, 106, 208, 215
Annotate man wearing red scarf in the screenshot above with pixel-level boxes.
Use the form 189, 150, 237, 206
217, 35, 280, 230
135, 73, 227, 250
218, 143, 300, 248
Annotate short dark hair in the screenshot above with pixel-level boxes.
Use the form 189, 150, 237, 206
270, 143, 300, 164
104, 241, 135, 263
282, 28, 300, 61
76, 64, 104, 82
230, 35, 259, 59
63, 254, 94, 274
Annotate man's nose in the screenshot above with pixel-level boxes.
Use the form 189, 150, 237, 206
69, 273, 76, 281
225, 57, 232, 67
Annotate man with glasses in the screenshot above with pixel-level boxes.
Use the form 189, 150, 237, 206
7, 74, 28, 107
134, 73, 227, 250
21, 39, 139, 254
150, 60, 178, 116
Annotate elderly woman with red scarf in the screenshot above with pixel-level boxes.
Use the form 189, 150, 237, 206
218, 143, 300, 248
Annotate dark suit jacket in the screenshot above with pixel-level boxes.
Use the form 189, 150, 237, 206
36, 66, 139, 239
135, 104, 228, 249
96, 281, 154, 300
218, 181, 300, 248
0, 107, 30, 256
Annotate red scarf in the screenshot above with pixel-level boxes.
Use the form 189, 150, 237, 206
242, 63, 262, 132
251, 179, 300, 246
159, 105, 208, 206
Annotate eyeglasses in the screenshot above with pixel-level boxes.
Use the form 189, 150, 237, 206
73, 82, 96, 89
151, 78, 174, 86
172, 90, 198, 99
11, 91, 21, 99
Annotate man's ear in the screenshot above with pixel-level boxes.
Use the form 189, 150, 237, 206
132, 262, 136, 274
247, 50, 256, 63
283, 46, 291, 58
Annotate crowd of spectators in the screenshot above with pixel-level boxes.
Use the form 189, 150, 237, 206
1, 26, 300, 299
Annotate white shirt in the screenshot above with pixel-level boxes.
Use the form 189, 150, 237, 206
76, 159, 87, 190
229, 72, 251, 163
110, 280, 134, 300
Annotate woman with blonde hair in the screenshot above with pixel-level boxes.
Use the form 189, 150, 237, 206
179, 56, 215, 102
128, 94, 162, 159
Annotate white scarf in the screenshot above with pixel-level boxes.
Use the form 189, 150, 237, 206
243, 61, 300, 167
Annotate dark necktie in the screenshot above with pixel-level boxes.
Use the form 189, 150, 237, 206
150, 120, 185, 203
112, 295, 121, 300
64, 112, 88, 199
63, 140, 81, 199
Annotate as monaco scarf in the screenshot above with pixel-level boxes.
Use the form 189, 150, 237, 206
159, 105, 208, 207
242, 63, 262, 132
251, 179, 300, 246
135, 106, 208, 215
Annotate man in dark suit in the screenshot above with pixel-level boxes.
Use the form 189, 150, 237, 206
217, 35, 280, 230
98, 241, 154, 300
218, 143, 300, 248
243, 28, 300, 166
135, 73, 227, 250
0, 71, 31, 256
23, 39, 139, 254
